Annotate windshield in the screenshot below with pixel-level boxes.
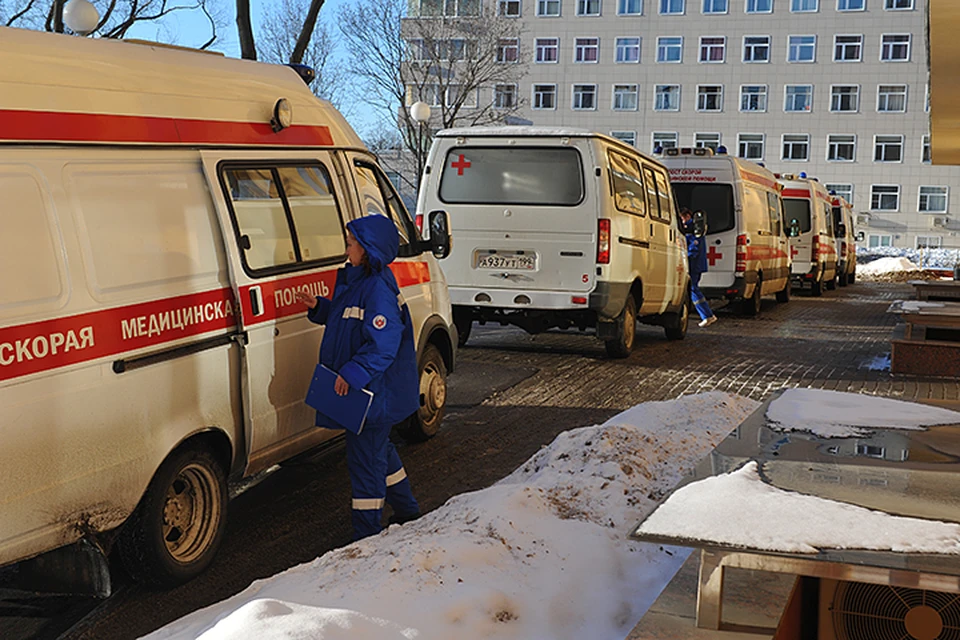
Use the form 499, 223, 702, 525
832, 207, 845, 235
783, 198, 812, 234
671, 183, 735, 234
438, 147, 584, 206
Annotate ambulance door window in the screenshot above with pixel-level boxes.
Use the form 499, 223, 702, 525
225, 168, 297, 271
276, 166, 346, 262
822, 203, 835, 237
352, 161, 420, 258
767, 192, 783, 236
643, 166, 662, 219
652, 169, 674, 224
608, 150, 646, 217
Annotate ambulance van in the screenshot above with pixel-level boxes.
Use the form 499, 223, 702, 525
0, 28, 456, 588
832, 195, 857, 286
778, 174, 838, 296
660, 147, 791, 316
418, 126, 690, 358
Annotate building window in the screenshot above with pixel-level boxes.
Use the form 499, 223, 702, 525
578, 0, 602, 15
926, 84, 930, 112
923, 135, 931, 163
881, 34, 911, 61
785, 85, 813, 112
738, 133, 765, 159
496, 39, 520, 63
412, 0, 480, 16
743, 35, 770, 62
871, 185, 900, 211
611, 130, 637, 146
916, 236, 942, 249
537, 0, 561, 15
616, 37, 641, 63
919, 186, 948, 213
877, 85, 907, 112
657, 36, 683, 62
740, 85, 768, 112
498, 0, 522, 16
791, 0, 817, 11
613, 84, 640, 110
447, 84, 478, 108
826, 183, 853, 203
494, 84, 517, 108
654, 84, 681, 110
703, 0, 727, 13
660, 0, 684, 13
834, 35, 862, 62
782, 134, 810, 161
746, 0, 772, 11
827, 134, 856, 161
830, 85, 859, 112
575, 38, 600, 63
788, 35, 816, 62
838, 0, 864, 9
695, 133, 721, 150
874, 135, 904, 162
535, 38, 559, 63
867, 234, 893, 248
653, 131, 679, 151
699, 36, 726, 63
533, 84, 557, 109
573, 84, 598, 109
619, 0, 643, 14
885, 0, 913, 9
697, 85, 723, 111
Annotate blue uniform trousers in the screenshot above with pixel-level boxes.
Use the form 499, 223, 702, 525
690, 270, 714, 322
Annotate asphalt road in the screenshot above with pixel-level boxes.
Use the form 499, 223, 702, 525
3, 281, 957, 640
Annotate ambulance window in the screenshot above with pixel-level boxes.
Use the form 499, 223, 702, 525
353, 161, 419, 257
767, 192, 783, 236
277, 166, 346, 262
225, 168, 298, 271
783, 198, 812, 233
671, 183, 735, 234
0, 173, 62, 312
643, 166, 661, 218
652, 170, 674, 223
822, 203, 835, 237
608, 150, 646, 217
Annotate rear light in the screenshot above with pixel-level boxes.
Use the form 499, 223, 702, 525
811, 235, 820, 262
597, 219, 611, 264
735, 234, 747, 273
415, 214, 424, 233
572, 296, 587, 305
841, 241, 847, 256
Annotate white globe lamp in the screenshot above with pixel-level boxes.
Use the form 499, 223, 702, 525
409, 101, 431, 124
64, 0, 100, 36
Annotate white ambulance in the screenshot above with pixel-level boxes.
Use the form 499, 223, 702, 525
779, 174, 839, 296
660, 147, 792, 316
418, 127, 690, 358
0, 28, 457, 588
831, 195, 857, 286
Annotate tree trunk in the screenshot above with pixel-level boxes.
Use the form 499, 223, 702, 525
290, 0, 326, 64
236, 0, 257, 60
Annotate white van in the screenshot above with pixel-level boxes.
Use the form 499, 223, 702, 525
419, 127, 690, 358
779, 174, 838, 296
831, 195, 857, 286
0, 28, 456, 588
660, 147, 791, 315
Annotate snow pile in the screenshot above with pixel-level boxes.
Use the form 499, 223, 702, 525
635, 461, 960, 555
144, 392, 758, 640
858, 246, 960, 270
766, 388, 960, 438
857, 256, 920, 275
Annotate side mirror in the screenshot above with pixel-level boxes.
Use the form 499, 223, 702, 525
837, 223, 847, 237
789, 219, 801, 238
856, 231, 865, 242
427, 210, 451, 259
693, 210, 707, 237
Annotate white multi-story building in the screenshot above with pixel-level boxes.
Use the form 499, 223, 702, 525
408, 0, 957, 250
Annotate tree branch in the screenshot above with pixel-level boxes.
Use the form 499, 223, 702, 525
290, 0, 324, 64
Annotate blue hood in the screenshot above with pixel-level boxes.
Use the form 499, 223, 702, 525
347, 215, 398, 272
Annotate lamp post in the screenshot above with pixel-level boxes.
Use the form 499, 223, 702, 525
63, 0, 100, 36
409, 101, 431, 196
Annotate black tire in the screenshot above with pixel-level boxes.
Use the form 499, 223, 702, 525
741, 278, 762, 316
811, 277, 823, 297
396, 343, 447, 442
848, 269, 856, 284
117, 445, 227, 588
825, 273, 837, 290
664, 289, 689, 341
453, 309, 472, 348
838, 271, 848, 287
604, 294, 636, 358
776, 279, 791, 303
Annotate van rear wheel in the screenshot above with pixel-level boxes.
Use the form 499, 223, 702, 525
825, 274, 838, 290
776, 279, 791, 303
741, 279, 762, 316
811, 278, 823, 296
664, 290, 689, 341
396, 343, 447, 442
117, 445, 227, 587
605, 295, 636, 358
453, 309, 472, 347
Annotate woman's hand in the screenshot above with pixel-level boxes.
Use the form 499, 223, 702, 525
334, 375, 350, 396
296, 291, 318, 309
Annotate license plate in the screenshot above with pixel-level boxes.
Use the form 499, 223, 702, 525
475, 251, 536, 270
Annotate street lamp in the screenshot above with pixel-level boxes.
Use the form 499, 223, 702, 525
409, 101, 431, 194
63, 0, 100, 36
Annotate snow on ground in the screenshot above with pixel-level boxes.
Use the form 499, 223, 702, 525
858, 246, 960, 270
767, 388, 960, 438
144, 392, 758, 640
635, 461, 960, 555
857, 256, 920, 276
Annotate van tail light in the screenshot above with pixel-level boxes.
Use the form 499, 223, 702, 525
597, 219, 611, 264
841, 241, 847, 257
735, 234, 747, 274
415, 213, 424, 233
812, 235, 820, 262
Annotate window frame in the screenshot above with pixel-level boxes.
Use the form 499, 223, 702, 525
535, 37, 560, 63
493, 83, 519, 109
577, 0, 602, 15
610, 130, 638, 146
652, 131, 679, 152
873, 134, 904, 163
826, 134, 857, 162
870, 184, 900, 211
784, 84, 814, 113
826, 183, 853, 204
657, 36, 684, 62
496, 38, 520, 63
738, 133, 765, 160
740, 84, 768, 112
787, 34, 817, 63
790, 0, 818, 12
615, 36, 642, 63
837, 0, 864, 10
618, 0, 644, 14
574, 37, 601, 63
922, 134, 931, 163
696, 84, 724, 112
532, 83, 558, 110
830, 85, 860, 113
699, 35, 726, 63
880, 34, 911, 62
918, 186, 949, 214
498, 0, 522, 16
743, 35, 770, 63
613, 83, 640, 111
877, 84, 908, 113
572, 83, 599, 110
654, 84, 681, 111
537, 0, 562, 16
745, 0, 772, 12
833, 34, 863, 62
702, 0, 728, 14
695, 132, 722, 151
660, 0, 685, 14
781, 133, 811, 161
884, 0, 913, 10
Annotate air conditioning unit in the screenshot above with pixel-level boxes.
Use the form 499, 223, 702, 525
856, 214, 870, 226
932, 216, 949, 228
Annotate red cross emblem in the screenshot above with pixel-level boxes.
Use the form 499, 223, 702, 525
707, 246, 723, 267
372, 314, 387, 330
451, 154, 471, 175
791, 245, 799, 259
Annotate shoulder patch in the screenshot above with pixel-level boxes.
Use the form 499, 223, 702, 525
372, 314, 388, 330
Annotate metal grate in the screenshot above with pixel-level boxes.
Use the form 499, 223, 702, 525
833, 581, 960, 640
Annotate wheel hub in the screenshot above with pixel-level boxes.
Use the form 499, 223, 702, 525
421, 366, 446, 413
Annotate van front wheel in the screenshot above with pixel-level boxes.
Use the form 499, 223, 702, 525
664, 290, 689, 341
117, 445, 227, 587
605, 295, 636, 358
396, 343, 447, 442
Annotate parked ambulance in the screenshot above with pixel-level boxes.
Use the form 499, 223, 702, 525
660, 147, 791, 315
418, 127, 690, 358
778, 174, 838, 296
0, 28, 457, 589
831, 195, 857, 286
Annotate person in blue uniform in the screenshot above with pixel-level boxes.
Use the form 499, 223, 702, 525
296, 214, 421, 540
680, 208, 718, 328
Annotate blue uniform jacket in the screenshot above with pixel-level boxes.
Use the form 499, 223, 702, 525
306, 215, 420, 428
684, 224, 709, 276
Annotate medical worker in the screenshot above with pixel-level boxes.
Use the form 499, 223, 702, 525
680, 208, 718, 328
296, 215, 421, 540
